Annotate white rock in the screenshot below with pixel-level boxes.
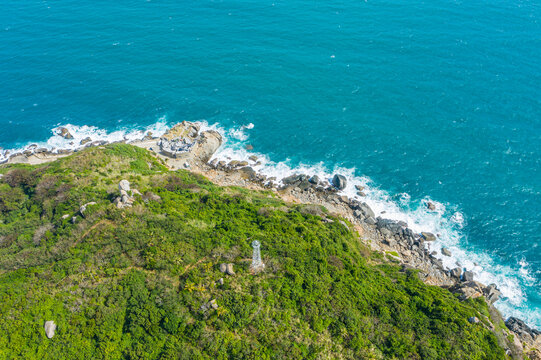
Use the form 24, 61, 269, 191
118, 180, 130, 192
44, 321, 56, 339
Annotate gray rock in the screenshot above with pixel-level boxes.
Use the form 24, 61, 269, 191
365, 216, 377, 225
355, 184, 365, 191
217, 278, 224, 286
238, 166, 257, 180
308, 175, 320, 185
441, 247, 452, 257
209, 299, 219, 310
219, 263, 227, 273
332, 174, 347, 190
360, 203, 375, 219
505, 317, 540, 339
249, 155, 258, 162
79, 202, 97, 217
119, 180, 130, 192
245, 144, 254, 150
57, 127, 73, 139
80, 137, 92, 145
71, 216, 77, 224
463, 270, 474, 282
44, 320, 56, 338
450, 267, 462, 279
484, 284, 501, 305
61, 214, 70, 220
427, 202, 436, 211
421, 232, 437, 241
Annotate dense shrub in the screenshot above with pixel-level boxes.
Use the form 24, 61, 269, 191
0, 145, 506, 359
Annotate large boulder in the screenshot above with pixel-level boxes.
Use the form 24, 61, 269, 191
462, 270, 474, 282
484, 284, 501, 305
441, 247, 452, 257
421, 232, 436, 241
192, 130, 222, 163
56, 127, 73, 139
332, 174, 347, 190
44, 321, 56, 339
118, 180, 130, 192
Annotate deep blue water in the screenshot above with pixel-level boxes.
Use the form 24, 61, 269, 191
1, 0, 540, 326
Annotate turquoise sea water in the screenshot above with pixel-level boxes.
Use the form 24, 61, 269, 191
1, 0, 540, 327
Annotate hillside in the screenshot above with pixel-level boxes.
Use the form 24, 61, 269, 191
0, 144, 507, 359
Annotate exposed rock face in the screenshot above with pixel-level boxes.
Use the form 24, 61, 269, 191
158, 122, 222, 164
332, 174, 347, 190
463, 270, 474, 282
118, 180, 130, 192
427, 202, 436, 211
506, 317, 541, 344
44, 321, 56, 339
114, 180, 139, 209
56, 127, 73, 139
450, 267, 462, 279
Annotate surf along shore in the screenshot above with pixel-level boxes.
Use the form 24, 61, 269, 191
3, 121, 540, 358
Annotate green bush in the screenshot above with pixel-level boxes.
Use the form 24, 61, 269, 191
0, 145, 506, 359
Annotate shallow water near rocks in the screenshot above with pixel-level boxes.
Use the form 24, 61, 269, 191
1, 0, 540, 327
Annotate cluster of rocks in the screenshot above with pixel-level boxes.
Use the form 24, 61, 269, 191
506, 317, 541, 358
219, 263, 235, 276
200, 299, 219, 313
113, 180, 141, 209
451, 281, 501, 305
157, 122, 222, 164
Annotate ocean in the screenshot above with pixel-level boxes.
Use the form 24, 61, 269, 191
1, 0, 540, 327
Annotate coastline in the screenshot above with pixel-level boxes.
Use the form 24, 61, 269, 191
2, 122, 540, 357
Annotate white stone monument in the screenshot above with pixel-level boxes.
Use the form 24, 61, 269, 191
250, 240, 265, 272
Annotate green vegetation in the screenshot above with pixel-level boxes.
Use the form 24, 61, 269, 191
0, 145, 506, 359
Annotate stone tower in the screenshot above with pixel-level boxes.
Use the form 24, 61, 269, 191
251, 240, 265, 272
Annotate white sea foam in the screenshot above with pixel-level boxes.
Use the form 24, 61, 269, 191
206, 121, 541, 329
0, 118, 539, 328
0, 116, 169, 163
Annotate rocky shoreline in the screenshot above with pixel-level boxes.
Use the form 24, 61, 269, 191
3, 121, 540, 358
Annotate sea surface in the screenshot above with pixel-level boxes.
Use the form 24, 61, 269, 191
1, 0, 540, 327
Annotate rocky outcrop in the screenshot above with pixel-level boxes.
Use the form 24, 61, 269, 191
332, 174, 347, 190
158, 121, 222, 164
451, 281, 501, 305
44, 321, 56, 339
506, 317, 541, 349
114, 180, 140, 209
56, 127, 73, 139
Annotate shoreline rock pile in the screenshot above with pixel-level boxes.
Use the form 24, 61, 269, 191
158, 121, 222, 164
